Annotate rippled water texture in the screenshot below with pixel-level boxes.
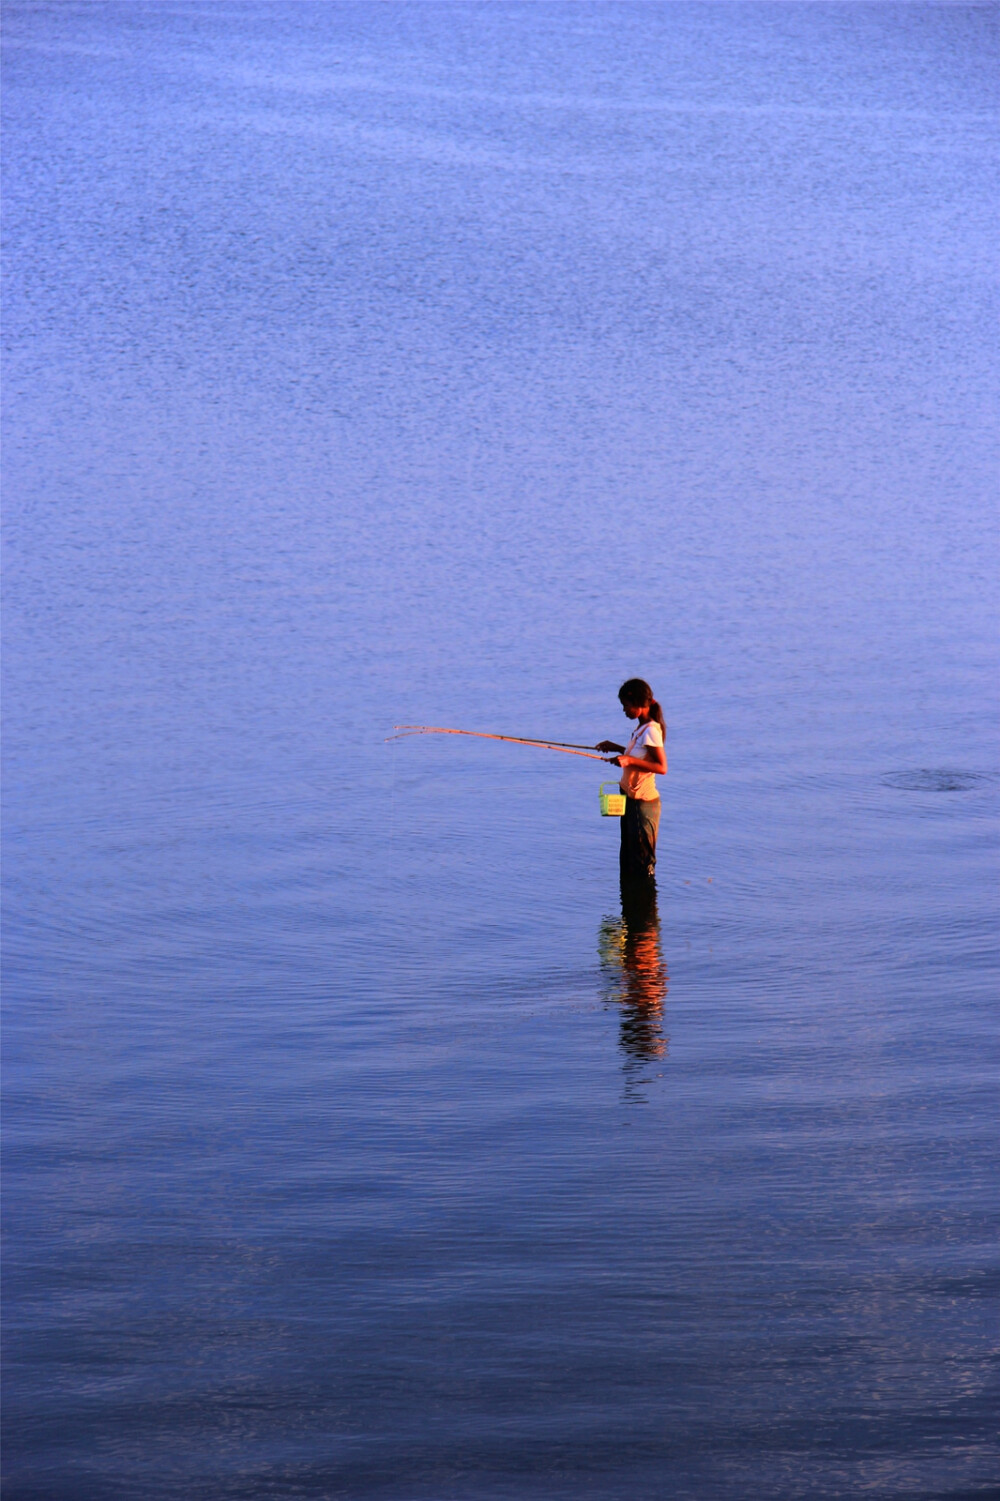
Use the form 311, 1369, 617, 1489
3, 3, 998, 1497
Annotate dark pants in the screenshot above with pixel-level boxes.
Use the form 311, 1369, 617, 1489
620, 796, 660, 883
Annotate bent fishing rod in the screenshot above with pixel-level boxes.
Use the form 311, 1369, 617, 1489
387, 725, 612, 762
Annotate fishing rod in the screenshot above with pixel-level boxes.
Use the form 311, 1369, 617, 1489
386, 725, 610, 762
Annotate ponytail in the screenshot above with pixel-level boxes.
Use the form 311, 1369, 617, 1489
618, 678, 665, 731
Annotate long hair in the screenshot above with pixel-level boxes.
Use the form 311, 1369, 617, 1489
618, 678, 665, 731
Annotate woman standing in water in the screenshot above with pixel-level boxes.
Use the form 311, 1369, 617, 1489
597, 678, 667, 882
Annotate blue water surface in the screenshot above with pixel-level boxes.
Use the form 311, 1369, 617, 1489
3, 3, 998, 1497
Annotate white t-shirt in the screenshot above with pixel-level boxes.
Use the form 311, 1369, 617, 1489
621, 719, 665, 801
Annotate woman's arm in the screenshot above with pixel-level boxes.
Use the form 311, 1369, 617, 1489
595, 740, 625, 753
608, 745, 667, 775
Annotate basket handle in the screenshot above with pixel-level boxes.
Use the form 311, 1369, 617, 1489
599, 781, 624, 795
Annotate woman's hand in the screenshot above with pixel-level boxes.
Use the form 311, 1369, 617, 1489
605, 755, 624, 767
595, 741, 624, 753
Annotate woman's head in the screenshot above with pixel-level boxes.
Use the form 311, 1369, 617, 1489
618, 678, 665, 729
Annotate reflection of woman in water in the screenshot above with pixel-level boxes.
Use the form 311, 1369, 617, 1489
599, 881, 668, 1063
596, 678, 666, 883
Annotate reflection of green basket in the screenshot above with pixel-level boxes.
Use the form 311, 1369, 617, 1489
599, 781, 626, 817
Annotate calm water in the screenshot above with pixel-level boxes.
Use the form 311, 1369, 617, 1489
3, 4, 998, 1497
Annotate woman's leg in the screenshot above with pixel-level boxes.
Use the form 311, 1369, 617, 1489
637, 798, 660, 878
621, 798, 660, 882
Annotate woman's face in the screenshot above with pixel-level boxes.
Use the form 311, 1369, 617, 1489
621, 700, 643, 720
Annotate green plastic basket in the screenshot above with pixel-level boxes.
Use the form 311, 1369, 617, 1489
599, 781, 626, 817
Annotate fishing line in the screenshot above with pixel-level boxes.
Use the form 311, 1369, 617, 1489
389, 732, 397, 868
